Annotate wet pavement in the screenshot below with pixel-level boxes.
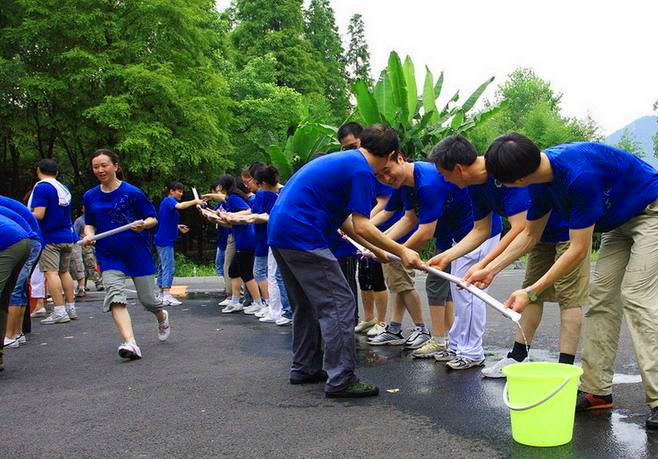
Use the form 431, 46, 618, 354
1, 269, 656, 458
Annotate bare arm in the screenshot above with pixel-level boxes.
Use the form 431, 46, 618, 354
175, 199, 204, 210
402, 221, 436, 251
370, 209, 394, 227
351, 213, 423, 268
32, 207, 46, 220
428, 215, 492, 270
370, 195, 390, 218
384, 210, 417, 242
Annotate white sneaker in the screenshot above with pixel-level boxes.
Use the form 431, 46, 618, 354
163, 294, 182, 306
66, 305, 78, 320
259, 309, 279, 323
243, 303, 263, 315
158, 310, 170, 342
16, 333, 26, 345
366, 322, 386, 337
255, 306, 270, 318
275, 316, 292, 326
31, 307, 47, 318
40, 310, 71, 325
218, 297, 232, 306
118, 342, 142, 360
481, 357, 524, 379
3, 337, 19, 349
221, 302, 243, 313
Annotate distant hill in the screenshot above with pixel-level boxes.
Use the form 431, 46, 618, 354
604, 115, 658, 169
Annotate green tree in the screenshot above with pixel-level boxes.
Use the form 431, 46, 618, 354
304, 0, 350, 123
0, 0, 233, 198
230, 0, 324, 95
346, 14, 372, 86
467, 68, 601, 153
616, 128, 645, 158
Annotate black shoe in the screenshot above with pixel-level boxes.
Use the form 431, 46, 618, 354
97, 286, 105, 291
575, 391, 613, 412
325, 380, 379, 398
290, 370, 328, 385
647, 407, 658, 430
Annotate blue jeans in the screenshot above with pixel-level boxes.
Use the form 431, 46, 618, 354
156, 245, 175, 289
254, 256, 268, 282
276, 265, 293, 318
215, 246, 225, 277
10, 239, 42, 305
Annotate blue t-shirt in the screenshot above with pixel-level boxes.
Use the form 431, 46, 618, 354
402, 162, 475, 251
269, 149, 377, 251
381, 188, 416, 243
153, 196, 180, 247
0, 214, 29, 251
251, 190, 279, 257
468, 177, 569, 243
0, 196, 42, 243
527, 143, 658, 232
0, 207, 40, 245
30, 182, 75, 244
83, 182, 158, 277
225, 194, 255, 251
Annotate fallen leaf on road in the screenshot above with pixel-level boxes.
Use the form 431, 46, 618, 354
386, 388, 400, 393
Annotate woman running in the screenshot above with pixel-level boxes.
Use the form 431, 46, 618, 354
82, 149, 170, 360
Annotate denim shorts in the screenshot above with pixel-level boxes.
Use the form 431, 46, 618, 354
253, 255, 268, 282
10, 239, 42, 305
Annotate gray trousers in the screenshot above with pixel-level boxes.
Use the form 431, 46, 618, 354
272, 247, 357, 393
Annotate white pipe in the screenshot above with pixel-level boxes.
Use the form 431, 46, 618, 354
78, 220, 145, 244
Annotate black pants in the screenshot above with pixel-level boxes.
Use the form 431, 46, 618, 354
228, 249, 255, 283
1, 239, 31, 352
357, 257, 386, 292
337, 255, 358, 322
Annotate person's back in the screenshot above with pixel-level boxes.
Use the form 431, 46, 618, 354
30, 181, 75, 244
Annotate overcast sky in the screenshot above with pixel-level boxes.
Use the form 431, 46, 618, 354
219, 0, 657, 135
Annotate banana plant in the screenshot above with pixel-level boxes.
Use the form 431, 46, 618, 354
267, 120, 340, 181
353, 51, 500, 159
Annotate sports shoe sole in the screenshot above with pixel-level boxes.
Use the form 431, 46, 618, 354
581, 402, 614, 411
326, 387, 380, 398
118, 348, 142, 360
446, 360, 485, 370
367, 338, 406, 346
404, 340, 431, 350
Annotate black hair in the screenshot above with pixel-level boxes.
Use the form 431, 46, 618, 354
253, 165, 279, 186
337, 122, 364, 142
37, 158, 59, 176
428, 135, 478, 170
91, 148, 120, 165
163, 180, 184, 196
218, 174, 249, 203
248, 162, 266, 178
210, 179, 222, 192
360, 124, 400, 158
485, 133, 541, 183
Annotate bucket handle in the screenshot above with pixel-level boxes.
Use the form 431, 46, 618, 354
503, 377, 571, 411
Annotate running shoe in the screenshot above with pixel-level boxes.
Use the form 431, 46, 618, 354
16, 333, 26, 345
433, 349, 457, 362
326, 380, 379, 398
446, 357, 485, 370
30, 308, 47, 318
411, 338, 446, 358
290, 370, 328, 385
366, 322, 386, 337
367, 326, 406, 346
355, 319, 377, 333
163, 294, 182, 306
647, 407, 658, 430
218, 297, 232, 307
575, 391, 613, 412
76, 287, 86, 298
40, 310, 71, 325
255, 306, 270, 318
3, 337, 19, 349
404, 327, 431, 350
243, 303, 263, 315
481, 357, 525, 379
118, 342, 142, 360
221, 302, 243, 313
275, 316, 292, 326
158, 310, 170, 342
66, 305, 78, 320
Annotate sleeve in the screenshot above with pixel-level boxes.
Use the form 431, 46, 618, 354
564, 172, 605, 229
82, 193, 96, 227
503, 186, 530, 217
416, 185, 444, 224
251, 192, 263, 214
0, 207, 30, 233
346, 171, 376, 217
385, 189, 404, 212
228, 194, 250, 212
133, 188, 157, 220
30, 183, 50, 208
468, 186, 492, 221
375, 182, 393, 198
527, 184, 554, 221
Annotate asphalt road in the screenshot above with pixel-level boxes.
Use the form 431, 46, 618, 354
1, 269, 656, 458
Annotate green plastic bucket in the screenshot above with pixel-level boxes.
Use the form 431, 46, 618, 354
502, 362, 583, 447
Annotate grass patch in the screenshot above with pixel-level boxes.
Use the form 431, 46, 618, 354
174, 253, 216, 277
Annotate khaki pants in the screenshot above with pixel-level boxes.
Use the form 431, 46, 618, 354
580, 198, 658, 408
223, 235, 236, 294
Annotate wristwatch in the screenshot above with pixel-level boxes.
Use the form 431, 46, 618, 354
524, 287, 539, 303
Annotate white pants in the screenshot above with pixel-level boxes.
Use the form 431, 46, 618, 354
448, 234, 500, 360
266, 249, 282, 320
30, 269, 46, 298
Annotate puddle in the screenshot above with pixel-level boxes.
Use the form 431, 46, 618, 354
612, 374, 642, 384
610, 412, 649, 457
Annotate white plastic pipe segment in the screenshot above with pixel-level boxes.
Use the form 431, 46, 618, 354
192, 187, 200, 201
343, 234, 522, 323
79, 220, 145, 244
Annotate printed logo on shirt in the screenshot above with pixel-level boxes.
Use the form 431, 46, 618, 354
108, 195, 136, 226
